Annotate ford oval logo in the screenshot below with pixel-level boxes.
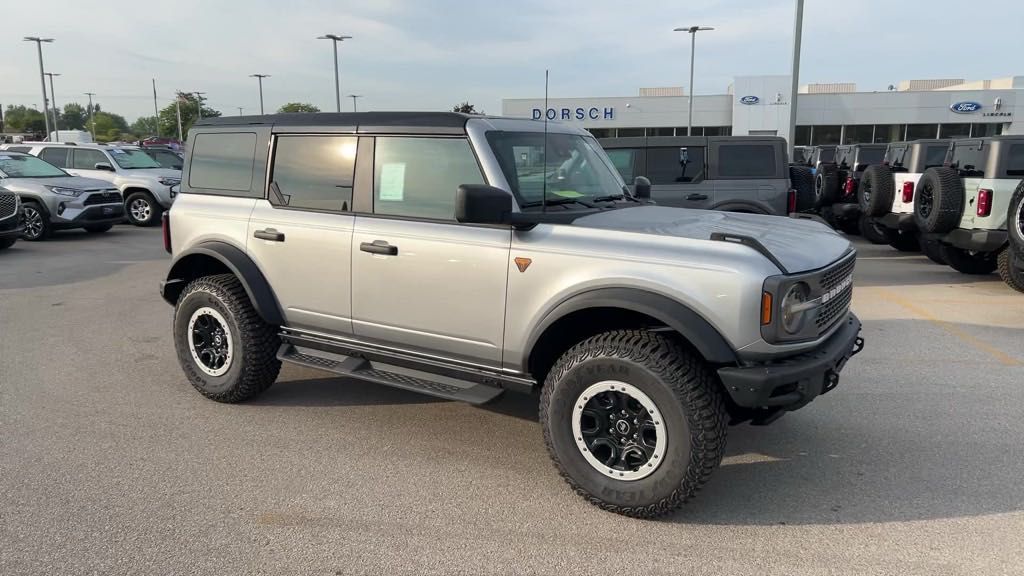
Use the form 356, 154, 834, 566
739, 95, 759, 105
950, 101, 982, 113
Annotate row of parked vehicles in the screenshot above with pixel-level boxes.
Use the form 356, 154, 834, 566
598, 134, 1024, 293
0, 142, 182, 246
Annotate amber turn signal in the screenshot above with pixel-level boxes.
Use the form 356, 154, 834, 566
761, 292, 773, 325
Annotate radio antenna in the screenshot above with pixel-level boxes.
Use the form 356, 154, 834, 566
541, 69, 549, 213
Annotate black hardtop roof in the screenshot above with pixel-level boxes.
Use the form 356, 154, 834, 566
195, 111, 475, 129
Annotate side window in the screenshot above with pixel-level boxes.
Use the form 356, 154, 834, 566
72, 148, 108, 170
270, 135, 357, 212
188, 132, 257, 192
372, 137, 484, 220
717, 144, 777, 178
39, 147, 70, 168
604, 149, 638, 182
1005, 144, 1024, 177
646, 146, 705, 184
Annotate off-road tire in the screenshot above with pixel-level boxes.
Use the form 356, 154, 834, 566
539, 330, 728, 519
914, 167, 964, 234
858, 215, 890, 244
173, 274, 281, 402
940, 246, 997, 275
886, 230, 920, 252
125, 191, 164, 227
920, 237, 947, 264
997, 248, 1024, 293
84, 224, 113, 234
20, 201, 50, 241
815, 164, 840, 207
0, 237, 16, 250
1008, 180, 1024, 259
788, 165, 816, 212
837, 214, 861, 235
859, 164, 895, 217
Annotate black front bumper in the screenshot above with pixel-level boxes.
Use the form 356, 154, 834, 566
718, 313, 863, 411
938, 229, 1008, 253
879, 212, 916, 231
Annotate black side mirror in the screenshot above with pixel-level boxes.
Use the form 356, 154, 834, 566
94, 162, 115, 172
455, 184, 513, 225
633, 176, 652, 199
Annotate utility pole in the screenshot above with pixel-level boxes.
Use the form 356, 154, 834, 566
152, 79, 160, 137
673, 26, 714, 136
85, 92, 96, 140
787, 0, 805, 158
23, 37, 54, 138
194, 92, 206, 120
175, 94, 183, 141
318, 34, 352, 112
250, 74, 270, 115
348, 94, 362, 112
44, 72, 61, 136
238, 107, 244, 116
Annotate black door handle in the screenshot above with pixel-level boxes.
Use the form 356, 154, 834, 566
686, 193, 709, 201
254, 228, 285, 242
360, 240, 398, 256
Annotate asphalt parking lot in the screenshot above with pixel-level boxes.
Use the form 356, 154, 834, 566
2, 226, 1023, 576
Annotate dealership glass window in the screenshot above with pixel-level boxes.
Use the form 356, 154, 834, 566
717, 144, 776, 178
843, 125, 873, 144
872, 125, 898, 143
971, 123, 1004, 137
905, 124, 938, 140
646, 146, 705, 184
647, 127, 675, 137
373, 137, 484, 220
587, 128, 613, 139
674, 127, 701, 136
604, 149, 639, 182
188, 132, 257, 192
703, 126, 732, 136
794, 126, 811, 146
812, 125, 841, 145
615, 128, 645, 138
270, 135, 356, 212
939, 123, 971, 139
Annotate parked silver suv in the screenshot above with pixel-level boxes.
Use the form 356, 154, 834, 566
161, 112, 864, 518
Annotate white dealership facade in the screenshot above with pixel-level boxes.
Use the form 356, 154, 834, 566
502, 76, 1022, 145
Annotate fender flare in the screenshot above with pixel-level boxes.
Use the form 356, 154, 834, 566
524, 287, 738, 366
162, 241, 284, 326
711, 201, 771, 215
14, 193, 50, 216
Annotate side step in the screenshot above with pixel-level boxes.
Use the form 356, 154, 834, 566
277, 343, 505, 405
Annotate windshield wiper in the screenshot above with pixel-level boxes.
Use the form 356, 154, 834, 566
520, 197, 596, 209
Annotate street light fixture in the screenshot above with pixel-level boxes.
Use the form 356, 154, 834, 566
317, 34, 352, 112
673, 26, 714, 136
44, 72, 61, 134
23, 36, 54, 138
347, 94, 362, 113
250, 74, 270, 115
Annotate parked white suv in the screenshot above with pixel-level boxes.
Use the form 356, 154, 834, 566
4, 142, 181, 226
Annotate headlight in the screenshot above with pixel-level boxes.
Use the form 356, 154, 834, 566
158, 177, 181, 187
781, 282, 811, 334
45, 186, 84, 197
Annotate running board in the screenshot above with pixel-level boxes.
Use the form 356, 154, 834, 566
277, 343, 505, 405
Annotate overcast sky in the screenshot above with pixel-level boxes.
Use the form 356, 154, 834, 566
2, 0, 1021, 122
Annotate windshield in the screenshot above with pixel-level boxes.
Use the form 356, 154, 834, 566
0, 153, 68, 178
486, 132, 625, 207
146, 149, 183, 169
108, 148, 162, 169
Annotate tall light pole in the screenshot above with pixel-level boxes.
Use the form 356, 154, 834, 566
23, 37, 54, 138
84, 92, 96, 140
193, 92, 206, 120
348, 94, 362, 112
317, 34, 352, 112
238, 107, 244, 116
787, 0, 805, 158
250, 74, 270, 115
673, 26, 714, 136
152, 79, 160, 137
44, 72, 61, 135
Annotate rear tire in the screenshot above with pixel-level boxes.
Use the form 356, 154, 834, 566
858, 215, 890, 244
1008, 180, 1024, 258
540, 330, 727, 519
815, 164, 840, 207
914, 167, 964, 234
997, 248, 1024, 293
84, 224, 113, 234
859, 164, 895, 217
173, 274, 281, 403
940, 246, 997, 275
886, 230, 920, 252
920, 237, 947, 264
125, 192, 163, 227
788, 165, 815, 212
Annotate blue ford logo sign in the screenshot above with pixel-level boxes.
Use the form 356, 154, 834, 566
739, 95, 759, 105
950, 101, 982, 113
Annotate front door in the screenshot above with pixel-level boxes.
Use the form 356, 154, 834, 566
65, 147, 112, 181
350, 136, 510, 366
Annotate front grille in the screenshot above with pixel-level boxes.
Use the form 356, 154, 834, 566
82, 191, 122, 206
0, 193, 16, 220
816, 254, 856, 333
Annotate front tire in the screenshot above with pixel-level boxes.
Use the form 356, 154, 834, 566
886, 229, 920, 252
940, 246, 997, 275
997, 249, 1024, 293
920, 237, 947, 264
858, 215, 890, 244
125, 192, 164, 227
173, 274, 281, 402
540, 330, 727, 518
20, 202, 50, 241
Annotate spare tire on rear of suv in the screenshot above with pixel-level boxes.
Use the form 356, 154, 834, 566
1009, 179, 1024, 258
858, 164, 895, 217
788, 165, 815, 212
815, 164, 840, 207
914, 167, 963, 234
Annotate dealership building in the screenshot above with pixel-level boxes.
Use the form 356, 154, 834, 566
501, 75, 1022, 145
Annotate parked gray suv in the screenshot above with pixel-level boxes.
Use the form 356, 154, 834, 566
161, 112, 864, 518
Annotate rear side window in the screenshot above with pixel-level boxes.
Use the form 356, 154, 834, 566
1006, 144, 1024, 177
270, 135, 357, 212
188, 132, 257, 192
72, 148, 108, 170
717, 144, 777, 178
39, 147, 70, 168
372, 137, 484, 220
647, 146, 705, 184
605, 148, 638, 182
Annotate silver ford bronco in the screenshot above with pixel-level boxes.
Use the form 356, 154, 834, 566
161, 112, 864, 518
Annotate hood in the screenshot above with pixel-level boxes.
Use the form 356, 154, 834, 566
572, 206, 852, 274
0, 175, 116, 191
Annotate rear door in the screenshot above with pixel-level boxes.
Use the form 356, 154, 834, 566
37, 146, 71, 169
708, 139, 787, 214
645, 144, 714, 209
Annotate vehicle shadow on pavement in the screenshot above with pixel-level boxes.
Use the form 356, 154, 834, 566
252, 375, 445, 407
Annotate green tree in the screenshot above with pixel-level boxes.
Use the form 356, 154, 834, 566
92, 111, 130, 142
3, 105, 47, 133
158, 92, 220, 139
277, 102, 320, 113
131, 116, 159, 137
61, 103, 88, 130
453, 102, 482, 114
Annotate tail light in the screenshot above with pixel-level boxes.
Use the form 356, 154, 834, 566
162, 212, 171, 254
977, 189, 992, 217
787, 189, 797, 213
843, 177, 856, 197
902, 181, 914, 203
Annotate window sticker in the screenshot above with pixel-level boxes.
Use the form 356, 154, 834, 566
379, 163, 405, 201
